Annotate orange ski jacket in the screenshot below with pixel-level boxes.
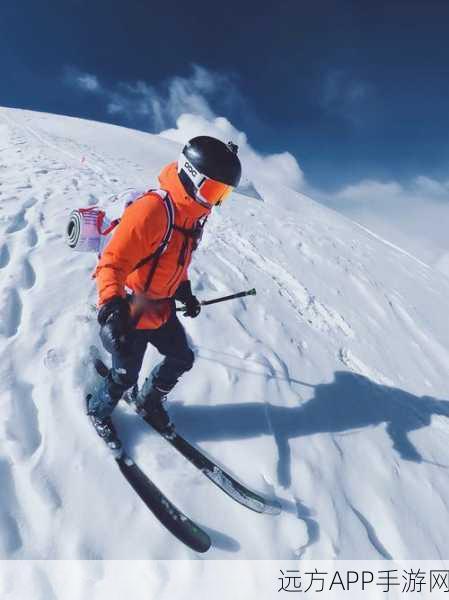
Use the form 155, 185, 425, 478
95, 162, 211, 329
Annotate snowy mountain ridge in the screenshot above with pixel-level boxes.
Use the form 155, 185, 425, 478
1, 107, 449, 567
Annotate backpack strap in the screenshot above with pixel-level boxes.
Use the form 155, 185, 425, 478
172, 215, 208, 266
130, 189, 175, 278
129, 189, 174, 274
128, 190, 175, 328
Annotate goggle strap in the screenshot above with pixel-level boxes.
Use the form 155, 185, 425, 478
178, 155, 206, 187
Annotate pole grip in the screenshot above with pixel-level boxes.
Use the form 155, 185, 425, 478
176, 288, 256, 311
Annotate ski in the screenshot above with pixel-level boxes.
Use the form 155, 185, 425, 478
92, 356, 281, 516
85, 392, 211, 553
139, 411, 282, 516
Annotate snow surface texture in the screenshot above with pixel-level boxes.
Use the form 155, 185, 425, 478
1, 107, 449, 564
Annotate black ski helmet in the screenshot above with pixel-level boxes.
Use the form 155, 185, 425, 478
177, 136, 242, 205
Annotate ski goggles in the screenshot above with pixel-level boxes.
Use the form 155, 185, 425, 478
179, 157, 234, 206
197, 177, 233, 205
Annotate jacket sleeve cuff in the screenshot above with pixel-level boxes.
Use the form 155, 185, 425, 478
97, 296, 129, 325
174, 280, 193, 303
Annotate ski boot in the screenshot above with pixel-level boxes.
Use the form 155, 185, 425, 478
86, 378, 122, 451
137, 384, 173, 433
89, 413, 122, 451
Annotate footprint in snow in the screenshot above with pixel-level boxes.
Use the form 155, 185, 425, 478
4, 198, 38, 235
19, 258, 36, 290
22, 196, 38, 210
5, 209, 27, 234
26, 226, 39, 248
0, 243, 11, 268
0, 460, 23, 556
0, 287, 22, 337
43, 348, 67, 370
5, 376, 42, 459
30, 468, 63, 512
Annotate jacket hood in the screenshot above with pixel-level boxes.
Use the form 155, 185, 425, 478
158, 162, 211, 221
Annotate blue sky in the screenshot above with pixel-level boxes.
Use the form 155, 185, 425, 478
2, 0, 449, 191
3, 1, 449, 267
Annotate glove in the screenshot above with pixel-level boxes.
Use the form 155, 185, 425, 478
175, 281, 201, 318
98, 296, 131, 354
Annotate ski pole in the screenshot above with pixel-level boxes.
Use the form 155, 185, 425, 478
176, 288, 256, 311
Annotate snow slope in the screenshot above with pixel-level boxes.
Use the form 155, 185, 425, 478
1, 107, 449, 565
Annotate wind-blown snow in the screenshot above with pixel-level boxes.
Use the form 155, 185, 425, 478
1, 107, 449, 570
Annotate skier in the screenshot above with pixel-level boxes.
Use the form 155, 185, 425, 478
87, 136, 242, 448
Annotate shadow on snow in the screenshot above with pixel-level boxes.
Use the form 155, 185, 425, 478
170, 370, 449, 487
116, 368, 449, 555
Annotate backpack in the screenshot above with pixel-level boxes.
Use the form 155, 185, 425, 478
66, 189, 169, 255
66, 188, 206, 293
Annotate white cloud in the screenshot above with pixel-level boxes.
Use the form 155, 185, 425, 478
332, 179, 403, 204
160, 113, 305, 191
78, 74, 101, 93
65, 69, 102, 93
318, 175, 449, 269
65, 64, 235, 132
63, 65, 449, 269
106, 81, 155, 118
414, 175, 449, 197
64, 64, 305, 191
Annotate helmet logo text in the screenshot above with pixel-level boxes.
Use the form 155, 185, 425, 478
184, 161, 198, 178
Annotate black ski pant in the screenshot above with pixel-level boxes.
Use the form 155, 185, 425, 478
91, 310, 194, 418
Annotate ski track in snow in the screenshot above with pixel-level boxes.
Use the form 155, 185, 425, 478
349, 504, 393, 560
2, 107, 449, 566
215, 230, 354, 338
